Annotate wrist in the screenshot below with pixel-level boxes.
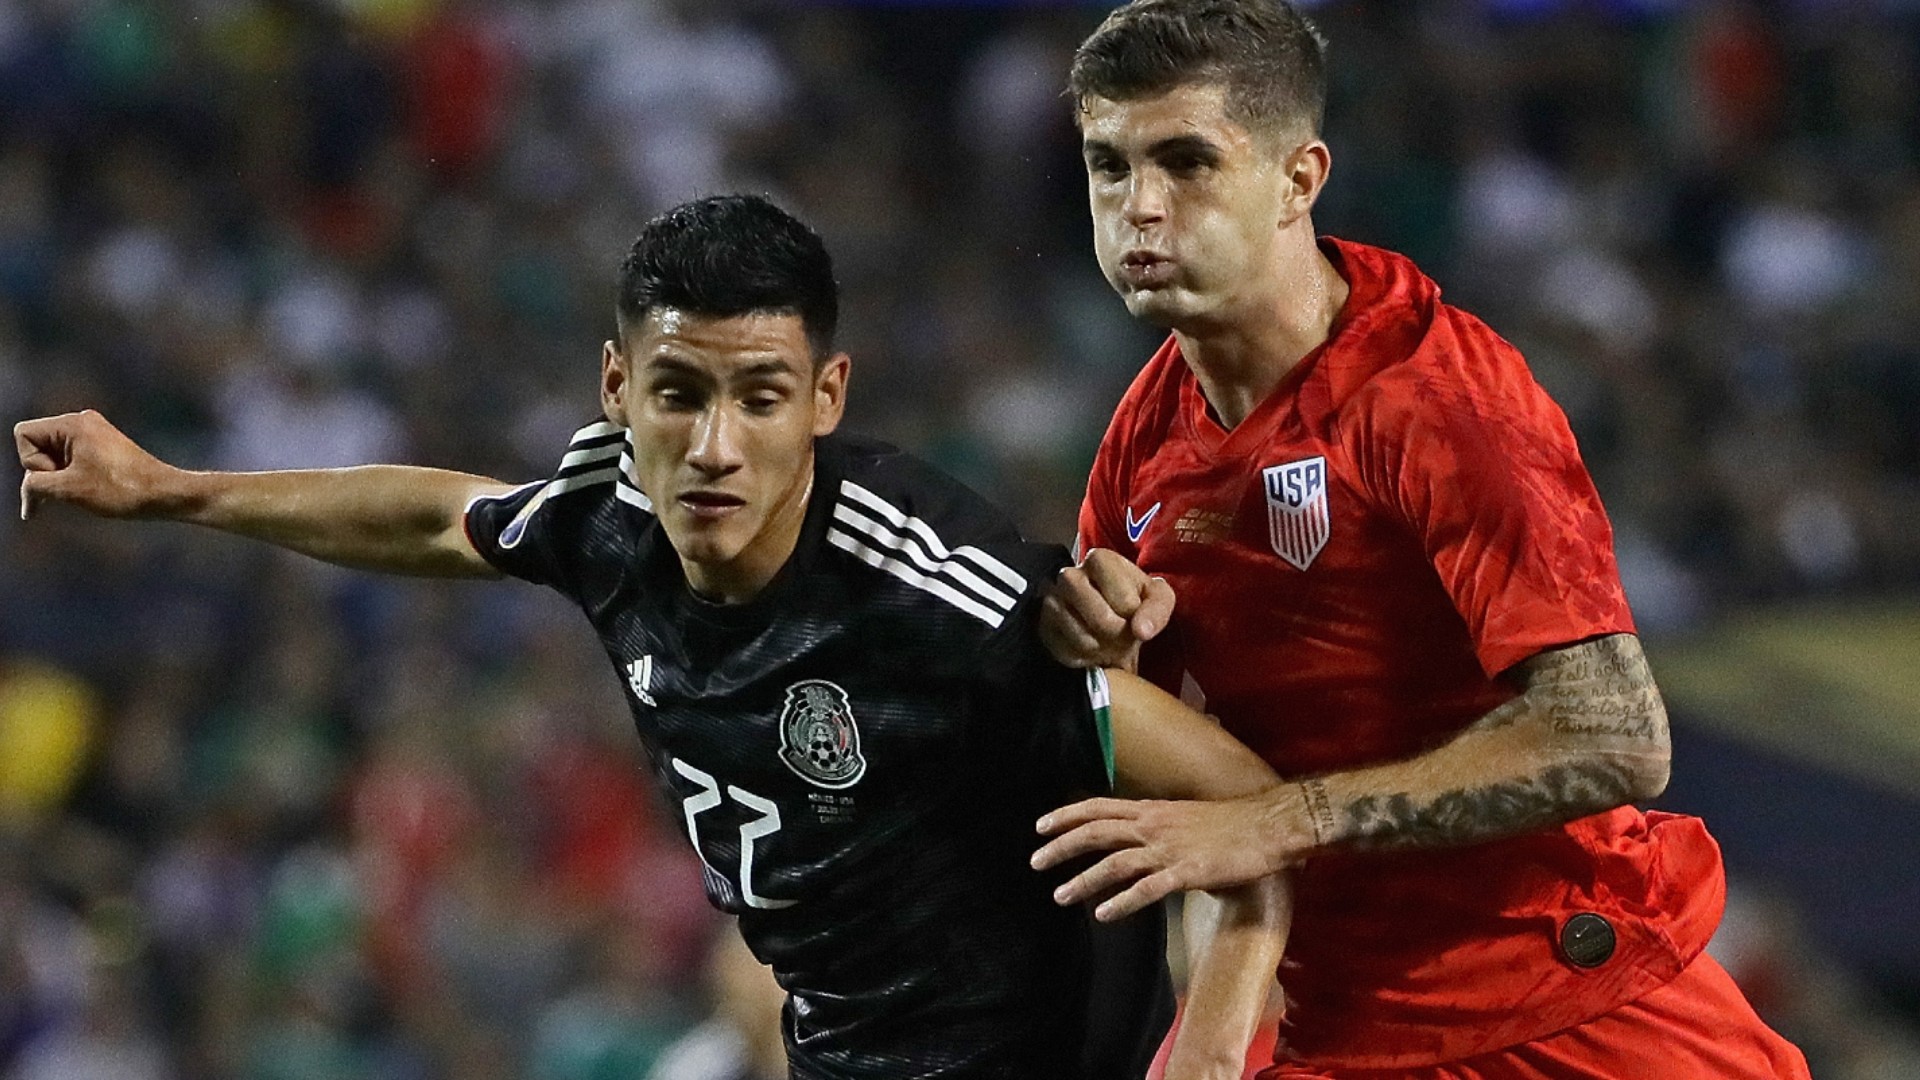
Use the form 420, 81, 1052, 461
161, 467, 218, 522
1296, 776, 1340, 853
1252, 782, 1322, 867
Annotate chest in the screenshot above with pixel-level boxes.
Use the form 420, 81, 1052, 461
599, 591, 987, 821
1121, 430, 1419, 603
1114, 428, 1497, 765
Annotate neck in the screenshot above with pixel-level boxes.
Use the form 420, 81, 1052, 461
748, 1023, 788, 1075
1175, 235, 1348, 431
684, 460, 816, 605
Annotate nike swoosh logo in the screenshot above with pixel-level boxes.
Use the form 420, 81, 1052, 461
1125, 502, 1162, 543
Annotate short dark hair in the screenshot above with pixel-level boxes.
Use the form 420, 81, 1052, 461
1069, 0, 1328, 139
616, 194, 840, 360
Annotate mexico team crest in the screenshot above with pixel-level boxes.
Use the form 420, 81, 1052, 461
778, 680, 868, 789
1262, 457, 1331, 571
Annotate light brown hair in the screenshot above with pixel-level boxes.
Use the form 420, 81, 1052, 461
1069, 0, 1329, 139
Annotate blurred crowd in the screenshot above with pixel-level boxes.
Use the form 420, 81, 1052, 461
1, 0, 1918, 1077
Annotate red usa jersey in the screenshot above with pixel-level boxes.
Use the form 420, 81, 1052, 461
1080, 239, 1725, 1069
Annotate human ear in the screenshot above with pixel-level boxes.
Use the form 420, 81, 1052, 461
600, 340, 628, 424
812, 354, 851, 436
1279, 139, 1331, 225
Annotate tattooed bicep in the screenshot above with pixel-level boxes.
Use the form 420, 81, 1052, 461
1517, 634, 1670, 751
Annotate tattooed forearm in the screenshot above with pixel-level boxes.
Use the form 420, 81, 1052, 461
1296, 635, 1670, 857
1340, 761, 1639, 851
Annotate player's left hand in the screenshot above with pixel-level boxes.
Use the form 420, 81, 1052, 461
1032, 791, 1299, 921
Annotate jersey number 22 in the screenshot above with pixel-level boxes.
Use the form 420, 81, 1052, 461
672, 757, 795, 910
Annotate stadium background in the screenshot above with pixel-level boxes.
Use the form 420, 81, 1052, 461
2, 0, 1918, 1076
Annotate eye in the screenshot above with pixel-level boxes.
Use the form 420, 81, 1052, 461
743, 393, 784, 415
1163, 152, 1212, 178
653, 384, 700, 411
1087, 154, 1128, 181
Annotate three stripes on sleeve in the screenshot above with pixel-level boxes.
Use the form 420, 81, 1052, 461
827, 482, 1028, 630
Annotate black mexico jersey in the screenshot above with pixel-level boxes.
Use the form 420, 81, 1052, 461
463, 423, 1171, 1079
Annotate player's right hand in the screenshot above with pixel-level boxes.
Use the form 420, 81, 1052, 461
1040, 547, 1174, 670
14, 410, 181, 521
1034, 792, 1294, 921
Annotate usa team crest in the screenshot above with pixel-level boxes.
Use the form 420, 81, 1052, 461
778, 680, 868, 789
1262, 457, 1331, 570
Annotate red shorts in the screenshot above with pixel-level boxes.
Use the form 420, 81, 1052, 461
1255, 954, 1809, 1080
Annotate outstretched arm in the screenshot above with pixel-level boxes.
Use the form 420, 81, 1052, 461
1096, 670, 1290, 1080
1039, 633, 1669, 920
16, 410, 513, 577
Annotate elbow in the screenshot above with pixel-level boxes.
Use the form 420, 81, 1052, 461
1586, 737, 1668, 806
1562, 750, 1667, 815
1590, 741, 1668, 805
1629, 748, 1670, 802
1628, 700, 1672, 801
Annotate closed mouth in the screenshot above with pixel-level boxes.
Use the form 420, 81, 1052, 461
679, 491, 746, 514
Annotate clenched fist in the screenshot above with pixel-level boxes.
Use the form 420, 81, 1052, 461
14, 410, 186, 521
1039, 547, 1175, 670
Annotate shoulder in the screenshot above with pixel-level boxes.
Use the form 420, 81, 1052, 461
464, 420, 654, 587
550, 419, 655, 511
1335, 303, 1592, 524
1356, 305, 1536, 420
823, 433, 1020, 546
512, 421, 651, 523
1312, 243, 1544, 446
817, 433, 1063, 632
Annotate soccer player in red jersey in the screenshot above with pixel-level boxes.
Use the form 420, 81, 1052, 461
1030, 2, 1812, 1077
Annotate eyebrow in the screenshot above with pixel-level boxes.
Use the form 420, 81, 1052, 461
1083, 134, 1222, 160
645, 355, 802, 381
734, 360, 803, 380
1146, 135, 1220, 159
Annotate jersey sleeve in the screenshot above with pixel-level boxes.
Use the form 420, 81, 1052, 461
1357, 338, 1635, 678
1077, 417, 1132, 562
463, 420, 637, 597
463, 480, 564, 587
973, 540, 1117, 796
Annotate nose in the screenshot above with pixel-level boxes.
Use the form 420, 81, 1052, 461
687, 405, 744, 474
1121, 171, 1167, 230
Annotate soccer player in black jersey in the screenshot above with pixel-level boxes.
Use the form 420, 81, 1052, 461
16, 195, 1288, 1079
